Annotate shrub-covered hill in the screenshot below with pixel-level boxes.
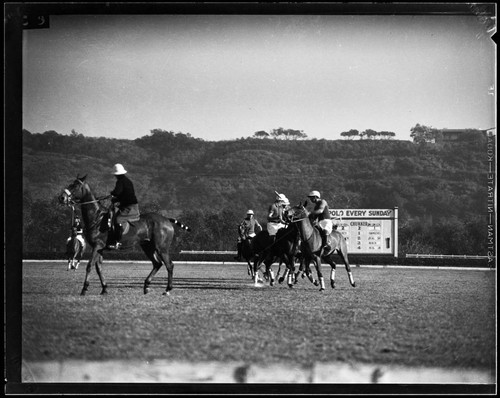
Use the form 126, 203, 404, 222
22, 129, 491, 255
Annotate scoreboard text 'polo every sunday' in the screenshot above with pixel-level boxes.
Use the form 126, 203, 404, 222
330, 207, 399, 257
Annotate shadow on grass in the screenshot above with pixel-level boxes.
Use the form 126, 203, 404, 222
105, 277, 263, 291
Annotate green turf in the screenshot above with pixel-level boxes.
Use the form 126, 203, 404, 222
22, 262, 496, 372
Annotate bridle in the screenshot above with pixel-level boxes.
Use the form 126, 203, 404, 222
288, 206, 316, 244
288, 206, 309, 223
61, 178, 112, 231
63, 179, 110, 206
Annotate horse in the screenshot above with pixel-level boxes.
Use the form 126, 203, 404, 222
251, 224, 299, 288
288, 202, 356, 291
66, 235, 85, 270
58, 175, 191, 295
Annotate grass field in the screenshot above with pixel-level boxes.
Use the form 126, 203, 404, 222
21, 261, 496, 383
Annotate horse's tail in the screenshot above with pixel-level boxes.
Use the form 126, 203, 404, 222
169, 218, 191, 232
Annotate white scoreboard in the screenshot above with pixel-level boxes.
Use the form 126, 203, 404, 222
330, 208, 398, 257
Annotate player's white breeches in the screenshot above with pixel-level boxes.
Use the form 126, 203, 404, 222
319, 219, 334, 234
267, 222, 286, 236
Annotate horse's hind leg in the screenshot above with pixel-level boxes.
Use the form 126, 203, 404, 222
339, 249, 356, 287
159, 251, 174, 295
149, 245, 174, 295
323, 255, 337, 288
142, 244, 164, 294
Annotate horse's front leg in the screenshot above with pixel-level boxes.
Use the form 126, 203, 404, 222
302, 257, 318, 286
283, 254, 295, 288
265, 260, 275, 286
275, 260, 282, 281
247, 260, 254, 279
81, 257, 93, 295
253, 257, 262, 286
93, 250, 108, 295
313, 255, 325, 291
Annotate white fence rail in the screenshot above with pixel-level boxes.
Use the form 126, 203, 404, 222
406, 254, 493, 259
181, 251, 494, 259
180, 250, 237, 254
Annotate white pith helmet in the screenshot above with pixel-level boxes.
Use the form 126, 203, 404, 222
112, 163, 127, 175
247, 210, 254, 215
282, 196, 290, 206
275, 192, 287, 202
308, 190, 321, 199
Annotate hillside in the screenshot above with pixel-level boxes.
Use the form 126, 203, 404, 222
22, 129, 491, 255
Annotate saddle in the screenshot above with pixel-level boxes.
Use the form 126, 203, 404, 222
114, 216, 140, 235
105, 209, 140, 236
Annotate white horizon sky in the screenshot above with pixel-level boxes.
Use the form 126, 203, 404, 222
22, 14, 496, 142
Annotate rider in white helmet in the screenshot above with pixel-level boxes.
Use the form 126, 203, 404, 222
307, 190, 333, 255
234, 209, 262, 260
267, 192, 290, 243
107, 163, 140, 249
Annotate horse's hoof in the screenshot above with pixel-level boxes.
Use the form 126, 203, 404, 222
278, 277, 284, 284
162, 291, 170, 296
100, 290, 108, 295
331, 281, 336, 289
144, 288, 150, 295
80, 290, 86, 296
352, 282, 356, 287
314, 281, 319, 286
319, 288, 325, 292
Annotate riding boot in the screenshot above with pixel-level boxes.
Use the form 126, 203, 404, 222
321, 229, 330, 255
115, 224, 123, 249
107, 224, 123, 249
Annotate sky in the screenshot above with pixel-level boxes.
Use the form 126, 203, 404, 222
22, 13, 496, 142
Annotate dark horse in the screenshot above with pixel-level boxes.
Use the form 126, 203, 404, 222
66, 235, 85, 270
251, 224, 299, 288
288, 202, 356, 291
59, 175, 190, 295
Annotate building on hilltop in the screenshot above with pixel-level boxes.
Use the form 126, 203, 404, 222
429, 128, 494, 144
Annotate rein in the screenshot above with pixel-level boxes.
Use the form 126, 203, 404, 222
65, 191, 112, 206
